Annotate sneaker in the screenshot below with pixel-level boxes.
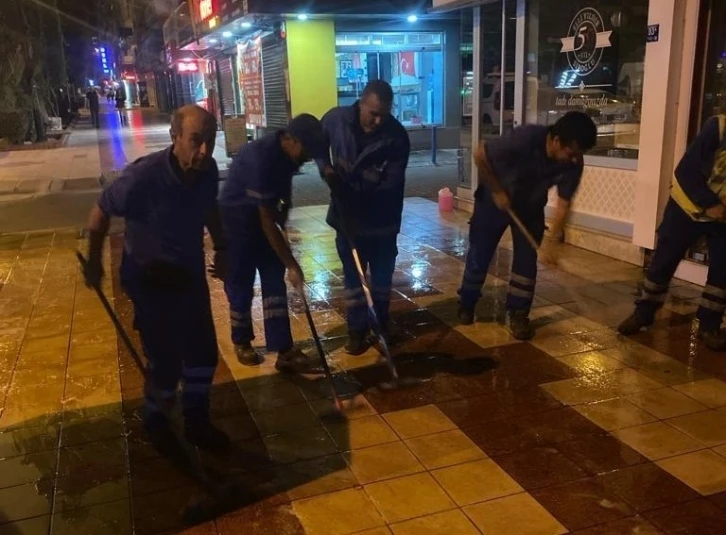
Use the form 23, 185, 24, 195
617, 311, 654, 336
458, 305, 475, 326
509, 310, 535, 341
184, 419, 231, 454
345, 331, 371, 356
275, 348, 324, 374
143, 413, 179, 456
235, 343, 264, 366
698, 329, 726, 351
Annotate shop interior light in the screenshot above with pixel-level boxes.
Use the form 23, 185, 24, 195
297, 13, 309, 21
209, 38, 218, 43
222, 31, 233, 38
407, 14, 418, 23
241, 21, 252, 29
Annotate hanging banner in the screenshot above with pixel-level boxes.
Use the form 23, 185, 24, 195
238, 38, 266, 127
224, 115, 248, 157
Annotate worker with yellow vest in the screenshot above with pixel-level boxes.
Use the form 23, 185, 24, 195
618, 115, 726, 350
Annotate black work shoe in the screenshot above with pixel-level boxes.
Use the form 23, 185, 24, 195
617, 312, 654, 336
235, 343, 264, 366
345, 331, 371, 356
458, 305, 475, 326
509, 311, 535, 341
275, 348, 324, 374
184, 419, 231, 454
698, 329, 726, 351
144, 413, 179, 456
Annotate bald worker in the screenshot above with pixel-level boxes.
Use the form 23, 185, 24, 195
83, 105, 231, 454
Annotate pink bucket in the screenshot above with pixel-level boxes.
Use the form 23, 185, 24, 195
438, 187, 454, 212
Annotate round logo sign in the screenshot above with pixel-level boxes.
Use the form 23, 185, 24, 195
560, 8, 612, 77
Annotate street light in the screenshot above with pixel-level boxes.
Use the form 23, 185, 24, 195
222, 31, 233, 38
241, 22, 252, 29
407, 14, 418, 23
297, 13, 309, 21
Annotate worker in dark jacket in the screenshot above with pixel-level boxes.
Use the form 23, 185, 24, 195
458, 112, 597, 340
619, 115, 726, 350
219, 114, 328, 372
317, 80, 410, 355
83, 105, 230, 453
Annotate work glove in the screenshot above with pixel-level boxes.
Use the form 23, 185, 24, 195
208, 249, 228, 282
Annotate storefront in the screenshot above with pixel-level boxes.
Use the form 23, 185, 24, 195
436, 0, 719, 286
168, 0, 461, 148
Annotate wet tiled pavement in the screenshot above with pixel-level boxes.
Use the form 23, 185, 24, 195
1, 198, 726, 534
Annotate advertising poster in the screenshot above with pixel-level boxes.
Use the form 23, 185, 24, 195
237, 38, 266, 127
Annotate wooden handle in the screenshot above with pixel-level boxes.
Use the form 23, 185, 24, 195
506, 208, 540, 251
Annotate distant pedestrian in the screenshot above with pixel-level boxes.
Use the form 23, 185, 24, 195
86, 87, 100, 128
115, 86, 127, 125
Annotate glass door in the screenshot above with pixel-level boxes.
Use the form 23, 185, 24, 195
479, 0, 517, 142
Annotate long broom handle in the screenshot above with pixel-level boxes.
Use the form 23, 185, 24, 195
75, 251, 146, 373
506, 208, 540, 252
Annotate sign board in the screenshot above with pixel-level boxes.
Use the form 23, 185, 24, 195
238, 38, 266, 127
224, 115, 248, 157
198, 0, 215, 21
647, 24, 660, 43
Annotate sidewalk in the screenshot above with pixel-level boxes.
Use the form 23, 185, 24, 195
0, 199, 724, 534
0, 104, 457, 200
0, 113, 102, 197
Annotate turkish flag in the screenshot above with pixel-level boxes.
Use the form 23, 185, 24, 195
400, 52, 416, 76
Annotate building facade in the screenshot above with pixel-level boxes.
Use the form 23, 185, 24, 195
438, 0, 724, 286
162, 0, 461, 150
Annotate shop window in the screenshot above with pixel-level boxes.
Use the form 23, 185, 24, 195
525, 1, 648, 160
335, 32, 445, 127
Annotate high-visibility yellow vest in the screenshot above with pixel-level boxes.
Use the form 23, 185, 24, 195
671, 114, 726, 221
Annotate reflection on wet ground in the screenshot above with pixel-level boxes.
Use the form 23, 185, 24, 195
1, 198, 726, 534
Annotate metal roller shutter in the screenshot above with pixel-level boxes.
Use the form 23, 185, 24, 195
217, 57, 236, 117
261, 35, 290, 129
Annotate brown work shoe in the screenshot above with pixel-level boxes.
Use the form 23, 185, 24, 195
235, 343, 264, 366
275, 348, 324, 374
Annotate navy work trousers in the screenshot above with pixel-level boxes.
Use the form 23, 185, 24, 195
458, 192, 545, 314
635, 198, 726, 330
221, 208, 293, 353
124, 278, 218, 422
336, 232, 398, 334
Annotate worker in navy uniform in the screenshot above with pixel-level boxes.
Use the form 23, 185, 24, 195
317, 80, 411, 355
219, 114, 328, 372
619, 115, 726, 350
83, 105, 231, 453
458, 112, 597, 340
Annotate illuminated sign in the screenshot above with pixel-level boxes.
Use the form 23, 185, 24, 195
178, 62, 199, 73
199, 0, 214, 21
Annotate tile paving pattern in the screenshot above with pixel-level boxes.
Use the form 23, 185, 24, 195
0, 198, 726, 533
